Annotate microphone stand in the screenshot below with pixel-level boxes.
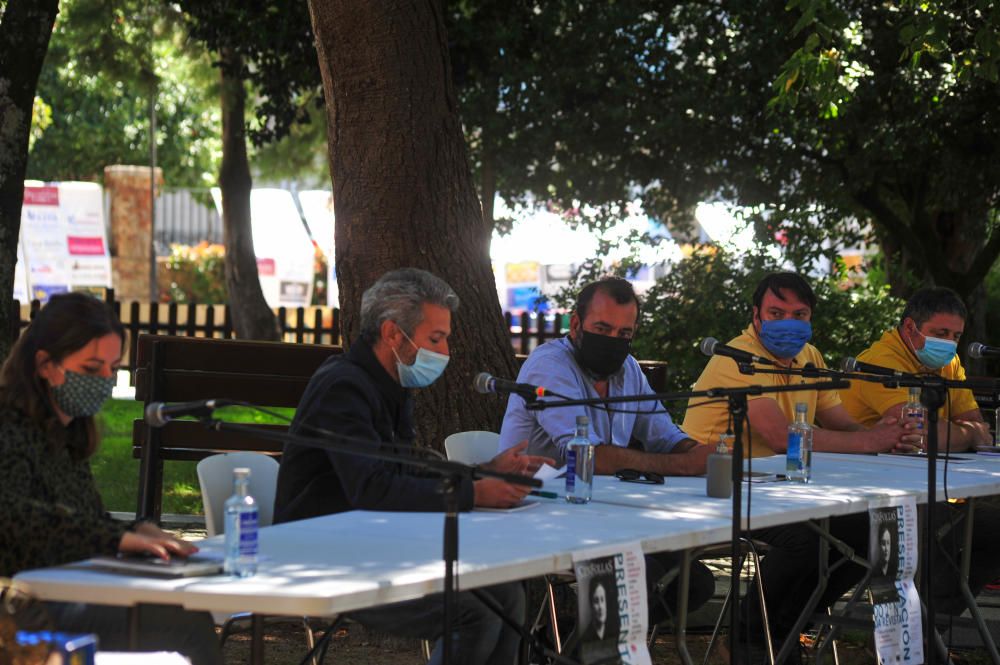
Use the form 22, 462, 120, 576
742, 364, 1000, 665
526, 377, 849, 665
190, 416, 545, 665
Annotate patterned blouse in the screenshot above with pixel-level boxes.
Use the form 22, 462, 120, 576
0, 405, 126, 577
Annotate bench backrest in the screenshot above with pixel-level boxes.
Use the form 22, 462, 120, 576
132, 334, 342, 520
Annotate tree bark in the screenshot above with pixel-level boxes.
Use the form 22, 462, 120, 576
218, 48, 280, 341
307, 0, 518, 449
0, 0, 59, 357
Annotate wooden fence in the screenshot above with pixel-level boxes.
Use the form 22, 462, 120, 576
13, 292, 571, 380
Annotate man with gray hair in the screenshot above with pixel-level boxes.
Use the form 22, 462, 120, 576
275, 267, 550, 664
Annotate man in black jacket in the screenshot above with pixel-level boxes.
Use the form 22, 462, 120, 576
275, 267, 550, 665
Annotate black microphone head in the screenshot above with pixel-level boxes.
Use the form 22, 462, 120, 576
968, 342, 985, 359
700, 337, 719, 357
144, 402, 166, 428
473, 372, 494, 394
840, 357, 858, 372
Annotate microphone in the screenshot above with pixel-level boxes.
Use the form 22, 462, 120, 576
840, 357, 904, 377
473, 372, 557, 399
968, 342, 1000, 359
145, 399, 235, 428
699, 337, 775, 366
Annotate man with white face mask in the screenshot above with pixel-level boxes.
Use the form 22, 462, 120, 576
275, 268, 550, 665
841, 286, 990, 451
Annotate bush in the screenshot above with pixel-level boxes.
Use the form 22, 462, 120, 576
159, 242, 227, 304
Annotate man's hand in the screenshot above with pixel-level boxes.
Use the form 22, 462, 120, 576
482, 440, 555, 476
473, 478, 532, 508
863, 415, 911, 454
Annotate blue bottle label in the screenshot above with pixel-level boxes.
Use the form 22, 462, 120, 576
566, 449, 576, 492
787, 433, 802, 461
239, 510, 258, 556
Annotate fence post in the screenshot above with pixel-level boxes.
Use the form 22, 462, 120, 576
185, 303, 197, 337
277, 306, 288, 341
312, 308, 324, 345
222, 305, 233, 339
166, 302, 178, 336
331, 308, 341, 346
205, 305, 216, 338
294, 307, 306, 344
519, 312, 531, 355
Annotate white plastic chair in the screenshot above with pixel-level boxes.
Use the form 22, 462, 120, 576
196, 452, 317, 663
197, 452, 279, 537
443, 431, 500, 465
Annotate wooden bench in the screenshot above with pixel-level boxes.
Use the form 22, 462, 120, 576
131, 333, 671, 521
132, 334, 342, 521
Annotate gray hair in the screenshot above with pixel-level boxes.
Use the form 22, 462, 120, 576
359, 268, 460, 343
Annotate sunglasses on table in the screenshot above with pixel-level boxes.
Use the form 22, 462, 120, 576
615, 468, 665, 485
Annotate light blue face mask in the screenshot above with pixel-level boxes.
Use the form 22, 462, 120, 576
913, 329, 957, 369
393, 330, 449, 388
758, 318, 813, 359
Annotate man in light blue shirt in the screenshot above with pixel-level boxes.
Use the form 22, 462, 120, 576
499, 277, 709, 476
499, 277, 715, 624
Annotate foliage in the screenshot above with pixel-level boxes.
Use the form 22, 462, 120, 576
169, 0, 321, 148
29, 96, 51, 149
159, 242, 226, 303
449, 1, 1000, 313
632, 248, 903, 413
26, 0, 221, 186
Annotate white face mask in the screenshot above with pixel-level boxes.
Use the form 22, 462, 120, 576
392, 330, 449, 388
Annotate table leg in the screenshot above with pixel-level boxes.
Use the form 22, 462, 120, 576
674, 549, 693, 665
128, 605, 140, 650
250, 614, 264, 665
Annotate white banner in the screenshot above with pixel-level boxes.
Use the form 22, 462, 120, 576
18, 182, 112, 302
869, 496, 923, 665
573, 542, 651, 665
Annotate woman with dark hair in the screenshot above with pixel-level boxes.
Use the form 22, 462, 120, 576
0, 293, 220, 664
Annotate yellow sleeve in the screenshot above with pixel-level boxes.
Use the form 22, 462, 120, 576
948, 362, 979, 417
812, 352, 842, 411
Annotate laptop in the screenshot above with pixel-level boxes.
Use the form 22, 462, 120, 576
81, 554, 224, 578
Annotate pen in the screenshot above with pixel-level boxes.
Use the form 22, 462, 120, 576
530, 490, 559, 499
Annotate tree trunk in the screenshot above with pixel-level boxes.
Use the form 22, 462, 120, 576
0, 0, 59, 358
218, 48, 280, 341
307, 0, 518, 449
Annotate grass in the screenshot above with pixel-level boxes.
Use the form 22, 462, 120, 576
92, 399, 293, 515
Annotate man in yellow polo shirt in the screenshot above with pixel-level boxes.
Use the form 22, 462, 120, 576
842, 286, 999, 615
841, 286, 989, 449
682, 272, 904, 456
682, 272, 907, 661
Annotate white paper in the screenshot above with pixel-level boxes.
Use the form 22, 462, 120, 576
869, 496, 923, 665
573, 542, 651, 665
534, 463, 566, 480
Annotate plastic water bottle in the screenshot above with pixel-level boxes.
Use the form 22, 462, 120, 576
223, 467, 258, 577
565, 416, 595, 504
902, 387, 927, 450
706, 433, 733, 498
786, 402, 813, 483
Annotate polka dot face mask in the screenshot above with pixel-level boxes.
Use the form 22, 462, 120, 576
51, 369, 116, 418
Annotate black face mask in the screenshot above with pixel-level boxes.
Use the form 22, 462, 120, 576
574, 330, 632, 379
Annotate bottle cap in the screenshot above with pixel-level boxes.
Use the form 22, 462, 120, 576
795, 402, 808, 413
234, 467, 251, 479
575, 415, 589, 426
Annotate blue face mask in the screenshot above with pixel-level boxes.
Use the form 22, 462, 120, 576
392, 330, 449, 388
758, 318, 812, 359
913, 329, 957, 369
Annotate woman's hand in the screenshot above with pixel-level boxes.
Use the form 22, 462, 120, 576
119, 523, 198, 560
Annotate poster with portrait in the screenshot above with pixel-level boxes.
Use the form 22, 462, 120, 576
573, 542, 650, 665
869, 496, 922, 665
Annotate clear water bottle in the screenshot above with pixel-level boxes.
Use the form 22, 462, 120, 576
786, 402, 813, 483
902, 387, 927, 451
223, 467, 258, 577
565, 415, 595, 504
